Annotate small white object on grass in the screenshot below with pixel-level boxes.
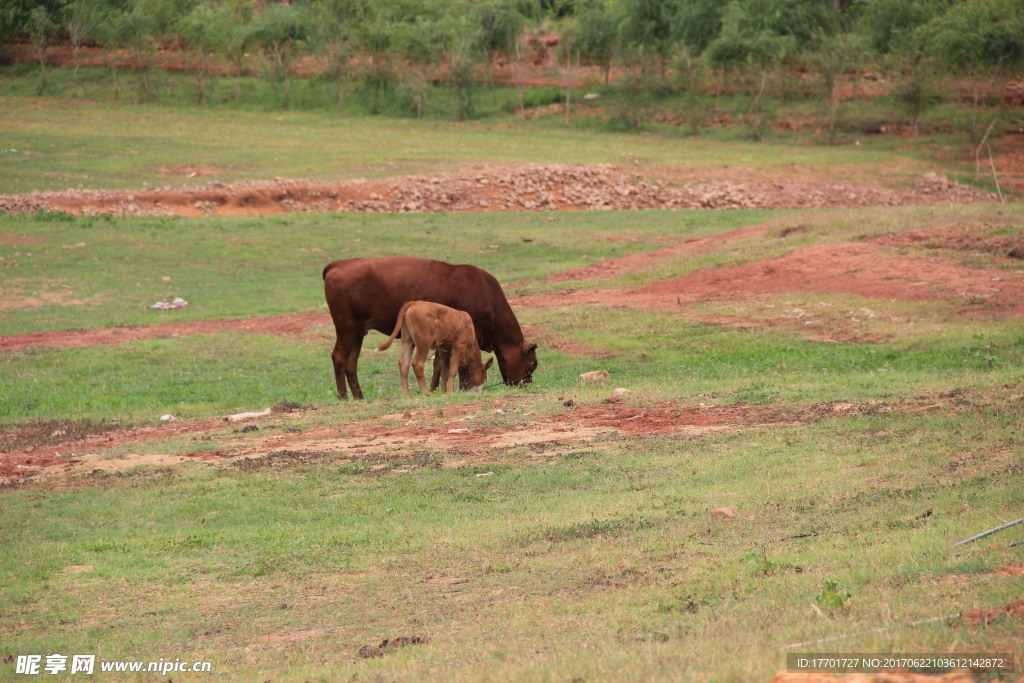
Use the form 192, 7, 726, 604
579, 370, 610, 382
149, 297, 188, 310
225, 408, 273, 422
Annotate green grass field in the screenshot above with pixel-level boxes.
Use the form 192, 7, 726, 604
1, 89, 1022, 681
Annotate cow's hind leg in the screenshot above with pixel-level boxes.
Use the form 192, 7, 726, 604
331, 333, 365, 400
345, 332, 366, 399
331, 338, 350, 400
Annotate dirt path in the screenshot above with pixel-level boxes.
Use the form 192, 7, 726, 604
0, 311, 332, 353
538, 222, 773, 283
2, 398, 917, 483
517, 238, 1024, 316
0, 164, 997, 217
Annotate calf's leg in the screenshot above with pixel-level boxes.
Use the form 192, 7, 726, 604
412, 339, 432, 394
445, 352, 459, 393
398, 335, 414, 395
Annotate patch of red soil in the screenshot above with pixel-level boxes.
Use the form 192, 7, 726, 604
872, 224, 1024, 260
958, 598, 1024, 627
0, 417, 227, 482
540, 222, 773, 283
0, 164, 997, 217
0, 395, 963, 483
0, 311, 331, 354
517, 241, 1024, 316
992, 564, 1024, 577
545, 400, 787, 434
0, 399, 802, 483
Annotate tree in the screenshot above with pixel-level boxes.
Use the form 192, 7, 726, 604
557, 16, 580, 126
91, 4, 131, 101
317, 0, 365, 113
816, 32, 859, 144
672, 45, 707, 136
29, 5, 57, 96
618, 0, 680, 77
120, 0, 194, 103
253, 2, 312, 110
441, 14, 484, 120
356, 8, 396, 115
923, 0, 1024, 75
393, 16, 445, 118
64, 0, 108, 85
472, 0, 527, 89
178, 1, 236, 105
924, 0, 1024, 175
706, 1, 792, 140
218, 0, 256, 108
857, 0, 948, 138
575, 1, 618, 83
706, 0, 838, 140
671, 0, 723, 53
856, 0, 950, 56
1, 0, 63, 56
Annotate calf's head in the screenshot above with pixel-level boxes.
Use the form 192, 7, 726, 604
467, 357, 495, 392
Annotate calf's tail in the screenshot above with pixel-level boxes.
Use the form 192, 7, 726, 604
376, 301, 413, 352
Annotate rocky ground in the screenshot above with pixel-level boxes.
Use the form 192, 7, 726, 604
0, 164, 998, 217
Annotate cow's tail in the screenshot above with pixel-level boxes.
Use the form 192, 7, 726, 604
375, 302, 412, 352
322, 262, 336, 281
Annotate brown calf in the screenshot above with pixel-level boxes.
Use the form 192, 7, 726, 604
376, 301, 493, 394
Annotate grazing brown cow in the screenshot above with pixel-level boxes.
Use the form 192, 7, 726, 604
376, 301, 494, 394
322, 256, 538, 399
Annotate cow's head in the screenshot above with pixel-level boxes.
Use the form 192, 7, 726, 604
498, 341, 537, 386
521, 342, 538, 383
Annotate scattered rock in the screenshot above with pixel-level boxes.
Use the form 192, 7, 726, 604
0, 164, 997, 218
611, 388, 632, 397
580, 370, 610, 382
710, 507, 737, 520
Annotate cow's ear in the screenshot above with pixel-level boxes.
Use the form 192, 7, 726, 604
523, 342, 537, 353
484, 357, 494, 369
